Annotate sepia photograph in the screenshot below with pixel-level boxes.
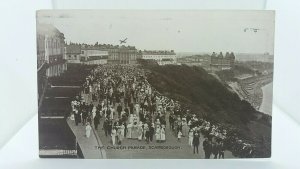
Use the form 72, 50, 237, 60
36, 10, 274, 159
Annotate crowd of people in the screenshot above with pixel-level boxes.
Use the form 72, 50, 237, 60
69, 64, 255, 158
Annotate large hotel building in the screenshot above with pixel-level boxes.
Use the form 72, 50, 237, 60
64, 44, 140, 65
141, 50, 177, 65
178, 52, 235, 71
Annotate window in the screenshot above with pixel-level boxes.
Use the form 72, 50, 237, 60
81, 51, 84, 54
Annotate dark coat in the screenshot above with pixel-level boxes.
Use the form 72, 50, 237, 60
192, 134, 200, 146
203, 140, 212, 153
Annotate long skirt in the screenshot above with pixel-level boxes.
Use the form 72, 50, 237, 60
155, 133, 161, 141
161, 133, 166, 141
188, 136, 193, 146
182, 125, 188, 136
131, 127, 138, 139
138, 129, 143, 140
127, 128, 132, 138
112, 136, 116, 145
86, 130, 91, 138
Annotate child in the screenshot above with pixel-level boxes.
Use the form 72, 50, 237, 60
177, 130, 183, 142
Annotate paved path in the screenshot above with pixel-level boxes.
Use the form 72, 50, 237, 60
67, 119, 106, 159
95, 120, 234, 159
81, 90, 235, 159
94, 109, 234, 159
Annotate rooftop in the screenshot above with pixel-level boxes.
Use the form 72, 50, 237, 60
142, 50, 176, 55
37, 24, 64, 38
65, 44, 81, 54
211, 52, 235, 58
81, 44, 136, 50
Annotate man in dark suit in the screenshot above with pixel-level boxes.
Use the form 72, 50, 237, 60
94, 113, 100, 130
192, 132, 200, 154
203, 138, 212, 159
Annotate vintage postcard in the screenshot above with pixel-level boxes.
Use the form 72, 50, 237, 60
37, 10, 274, 159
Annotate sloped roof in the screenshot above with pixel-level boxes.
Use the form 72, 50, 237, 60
65, 44, 81, 54
142, 50, 176, 55
36, 24, 64, 38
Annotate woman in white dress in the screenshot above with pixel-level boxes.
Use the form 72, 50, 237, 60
111, 128, 117, 145
135, 103, 140, 115
126, 123, 132, 139
143, 123, 148, 140
155, 119, 161, 131
109, 107, 114, 120
160, 127, 166, 142
181, 117, 188, 137
85, 122, 92, 138
131, 122, 139, 139
188, 129, 194, 147
120, 124, 125, 141
133, 114, 138, 124
155, 126, 161, 142
137, 122, 143, 141
92, 106, 97, 119
129, 114, 134, 124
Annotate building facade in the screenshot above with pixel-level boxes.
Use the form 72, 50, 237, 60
37, 24, 67, 77
142, 50, 177, 65
178, 54, 211, 68
211, 52, 235, 70
64, 43, 81, 63
107, 46, 139, 64
80, 47, 109, 65
36, 24, 67, 102
178, 52, 235, 71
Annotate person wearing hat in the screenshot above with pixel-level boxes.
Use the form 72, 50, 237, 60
149, 123, 155, 142
188, 128, 194, 147
203, 138, 212, 159
126, 122, 132, 139
137, 122, 143, 141
119, 123, 125, 143
192, 132, 200, 154
161, 127, 166, 142
131, 122, 138, 139
155, 126, 161, 142
218, 140, 225, 159
177, 130, 183, 142
111, 127, 117, 145
212, 141, 219, 159
94, 112, 100, 130
182, 117, 188, 137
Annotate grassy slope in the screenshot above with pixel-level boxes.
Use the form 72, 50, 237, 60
142, 64, 271, 157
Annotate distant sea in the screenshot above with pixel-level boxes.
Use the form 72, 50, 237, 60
235, 53, 274, 63
259, 82, 273, 116
177, 52, 274, 63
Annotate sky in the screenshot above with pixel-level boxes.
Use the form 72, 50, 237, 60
37, 10, 275, 54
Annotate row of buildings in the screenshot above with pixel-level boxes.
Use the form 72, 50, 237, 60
36, 24, 178, 101
64, 43, 138, 65
37, 24, 177, 78
37, 24, 236, 81
64, 43, 177, 66
178, 52, 235, 71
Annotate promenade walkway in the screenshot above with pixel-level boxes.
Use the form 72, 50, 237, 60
67, 65, 236, 159
67, 119, 106, 159
95, 111, 234, 159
